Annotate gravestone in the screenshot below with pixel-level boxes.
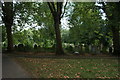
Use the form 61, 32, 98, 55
78, 45, 82, 53
66, 45, 74, 53
74, 51, 79, 55
24, 45, 32, 52
52, 44, 56, 49
91, 45, 95, 53
18, 44, 24, 51
109, 46, 113, 53
14, 45, 18, 50
85, 45, 89, 53
34, 44, 38, 49
96, 46, 100, 54
89, 45, 92, 53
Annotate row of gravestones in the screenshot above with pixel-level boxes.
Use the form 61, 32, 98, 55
14, 44, 41, 51
66, 44, 112, 54
14, 43, 113, 53
14, 44, 56, 52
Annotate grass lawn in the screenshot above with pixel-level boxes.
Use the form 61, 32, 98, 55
14, 56, 120, 79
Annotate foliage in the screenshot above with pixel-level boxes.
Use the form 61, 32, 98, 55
12, 2, 55, 48
1, 2, 118, 54
61, 2, 113, 53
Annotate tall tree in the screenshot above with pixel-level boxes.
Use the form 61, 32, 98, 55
100, 2, 120, 55
47, 2, 67, 55
2, 2, 14, 52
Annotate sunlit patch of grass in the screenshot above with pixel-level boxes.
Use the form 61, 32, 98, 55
15, 57, 119, 78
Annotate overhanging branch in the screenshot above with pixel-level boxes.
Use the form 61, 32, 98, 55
61, 0, 68, 18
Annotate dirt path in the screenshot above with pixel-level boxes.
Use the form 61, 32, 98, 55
2, 54, 31, 78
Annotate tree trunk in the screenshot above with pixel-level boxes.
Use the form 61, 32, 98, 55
2, 2, 14, 52
112, 26, 120, 56
6, 24, 13, 52
47, 2, 65, 55
54, 16, 64, 55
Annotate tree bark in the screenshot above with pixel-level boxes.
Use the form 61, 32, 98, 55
111, 26, 120, 56
101, 2, 120, 56
47, 2, 65, 55
2, 2, 14, 52
54, 15, 64, 55
6, 24, 13, 52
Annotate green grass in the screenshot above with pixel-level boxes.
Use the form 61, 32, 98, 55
15, 57, 119, 78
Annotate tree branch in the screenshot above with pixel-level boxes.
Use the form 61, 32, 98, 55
57, 2, 63, 17
61, 0, 68, 18
51, 2, 56, 12
47, 2, 55, 17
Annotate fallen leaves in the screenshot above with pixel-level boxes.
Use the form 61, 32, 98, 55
75, 72, 81, 76
92, 67, 97, 69
80, 67, 84, 69
16, 57, 119, 78
86, 69, 92, 72
75, 76, 81, 78
77, 62, 80, 64
96, 76, 111, 79
68, 64, 72, 67
77, 73, 81, 75
64, 76, 69, 78
97, 71, 101, 72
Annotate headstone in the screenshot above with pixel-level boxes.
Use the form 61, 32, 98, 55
89, 45, 92, 52
85, 45, 89, 53
74, 51, 79, 55
34, 44, 38, 49
91, 46, 95, 53
18, 44, 24, 48
109, 46, 113, 53
96, 46, 100, 54
68, 45, 74, 53
18, 44, 24, 51
14, 45, 18, 50
52, 44, 56, 49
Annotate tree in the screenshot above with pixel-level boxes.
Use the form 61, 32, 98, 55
99, 2, 120, 55
65, 2, 113, 53
2, 2, 14, 52
13, 2, 55, 48
47, 2, 67, 55
69, 3, 102, 45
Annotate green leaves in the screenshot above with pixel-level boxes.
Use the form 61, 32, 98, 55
65, 2, 113, 48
